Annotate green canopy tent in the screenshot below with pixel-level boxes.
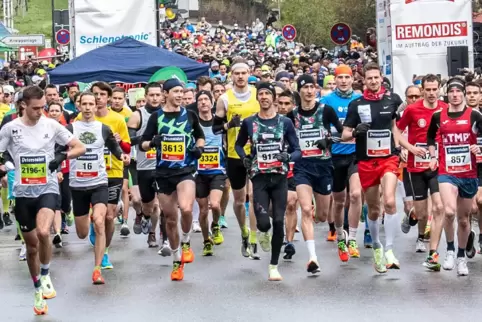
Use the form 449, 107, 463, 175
0, 41, 13, 52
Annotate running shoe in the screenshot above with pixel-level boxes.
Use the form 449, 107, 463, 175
0, 216, 4, 229
60, 222, 69, 235
65, 211, 74, 227
348, 240, 360, 258
133, 214, 142, 235
192, 220, 202, 233
385, 249, 400, 269
2, 212, 12, 226
443, 250, 455, 270
181, 242, 194, 263
466, 229, 476, 259
34, 291, 48, 315
241, 235, 251, 257
364, 229, 373, 248
212, 225, 224, 245
456, 257, 469, 276
259, 232, 271, 252
171, 261, 184, 281
326, 231, 336, 242
92, 269, 105, 285
249, 243, 260, 260
416, 238, 426, 253
283, 242, 296, 260
423, 252, 441, 271
203, 239, 214, 256
52, 234, 62, 249
19, 243, 26, 261
120, 223, 130, 237
408, 208, 418, 226
89, 222, 96, 246
14, 234, 20, 241
307, 259, 321, 274
401, 212, 411, 234
141, 216, 152, 235
147, 232, 158, 248
268, 265, 282, 281
40, 275, 56, 299
218, 215, 228, 229
158, 240, 172, 257
101, 254, 113, 270
373, 248, 387, 273
116, 200, 123, 224
295, 226, 300, 233
337, 240, 349, 262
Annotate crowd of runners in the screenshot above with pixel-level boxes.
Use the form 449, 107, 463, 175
1, 20, 481, 316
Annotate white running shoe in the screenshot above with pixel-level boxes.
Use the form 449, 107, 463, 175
158, 241, 172, 257
191, 221, 202, 233
456, 257, 469, 276
443, 250, 456, 270
415, 239, 426, 253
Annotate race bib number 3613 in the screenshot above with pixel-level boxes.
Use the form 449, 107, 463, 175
161, 134, 185, 161
445, 145, 471, 173
20, 155, 47, 185
366, 130, 391, 157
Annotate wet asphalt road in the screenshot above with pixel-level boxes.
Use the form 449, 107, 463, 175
1, 198, 482, 322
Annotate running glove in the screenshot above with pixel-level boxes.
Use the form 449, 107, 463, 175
227, 114, 241, 129
242, 155, 253, 169
316, 137, 332, 151
149, 135, 163, 148
49, 152, 67, 173
353, 123, 370, 137
190, 146, 204, 160
274, 152, 290, 162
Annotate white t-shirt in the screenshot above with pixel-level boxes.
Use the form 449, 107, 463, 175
0, 116, 73, 198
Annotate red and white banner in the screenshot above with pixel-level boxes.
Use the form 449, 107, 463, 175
381, 0, 473, 96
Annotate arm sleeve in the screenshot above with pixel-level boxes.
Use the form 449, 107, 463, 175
103, 124, 123, 160
471, 109, 482, 133
235, 119, 250, 159
128, 127, 142, 145
139, 112, 158, 152
426, 112, 440, 147
284, 118, 301, 162
213, 115, 227, 134
323, 105, 342, 133
188, 110, 205, 141
343, 102, 359, 128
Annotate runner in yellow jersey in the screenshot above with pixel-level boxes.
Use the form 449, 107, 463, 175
111, 87, 133, 236
213, 58, 260, 258
76, 82, 131, 269
0, 84, 13, 229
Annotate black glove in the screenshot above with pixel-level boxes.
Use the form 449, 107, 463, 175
227, 114, 241, 129
316, 137, 332, 151
48, 152, 67, 173
274, 152, 290, 162
242, 155, 252, 169
190, 146, 204, 160
149, 135, 163, 148
353, 123, 370, 137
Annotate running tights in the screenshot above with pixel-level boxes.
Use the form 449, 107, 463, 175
252, 173, 288, 265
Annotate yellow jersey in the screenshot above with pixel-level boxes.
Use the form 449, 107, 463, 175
76, 110, 130, 178
226, 87, 260, 159
0, 103, 11, 124
110, 106, 132, 122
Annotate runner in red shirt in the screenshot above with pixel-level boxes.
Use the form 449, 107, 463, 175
396, 74, 447, 270
426, 78, 482, 276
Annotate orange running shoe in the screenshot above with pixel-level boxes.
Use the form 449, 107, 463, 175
181, 242, 195, 263
34, 291, 48, 315
92, 269, 105, 285
171, 261, 184, 281
327, 231, 337, 242
348, 240, 360, 258
337, 240, 349, 262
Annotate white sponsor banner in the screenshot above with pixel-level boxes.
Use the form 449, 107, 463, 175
387, 0, 473, 96
72, 0, 157, 57
376, 0, 393, 87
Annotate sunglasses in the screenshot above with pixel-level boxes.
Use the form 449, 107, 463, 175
407, 95, 420, 99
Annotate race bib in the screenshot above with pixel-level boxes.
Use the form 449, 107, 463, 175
161, 134, 185, 161
414, 143, 438, 169
476, 137, 482, 163
198, 146, 220, 170
146, 148, 156, 160
103, 147, 112, 170
299, 129, 323, 157
289, 161, 295, 172
357, 105, 372, 123
20, 155, 47, 185
366, 130, 391, 157
257, 143, 282, 170
61, 160, 68, 170
75, 154, 99, 178
445, 145, 471, 173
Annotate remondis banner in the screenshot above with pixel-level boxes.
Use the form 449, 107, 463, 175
72, 0, 157, 57
389, 0, 473, 95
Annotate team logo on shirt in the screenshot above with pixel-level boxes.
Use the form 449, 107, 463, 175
11, 128, 22, 142
417, 119, 426, 128
78, 132, 97, 144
